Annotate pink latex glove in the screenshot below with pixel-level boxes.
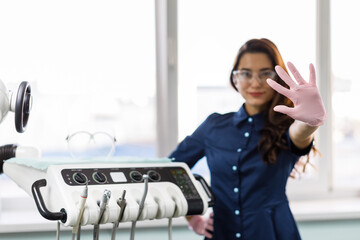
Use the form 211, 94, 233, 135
188, 213, 214, 239
266, 62, 326, 126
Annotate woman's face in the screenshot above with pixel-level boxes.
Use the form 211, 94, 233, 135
233, 52, 276, 116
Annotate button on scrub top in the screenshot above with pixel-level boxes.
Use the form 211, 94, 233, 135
169, 105, 312, 240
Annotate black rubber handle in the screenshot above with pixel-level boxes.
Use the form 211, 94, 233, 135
31, 179, 67, 223
193, 174, 215, 207
15, 81, 31, 133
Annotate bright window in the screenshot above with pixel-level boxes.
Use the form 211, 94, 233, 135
179, 0, 316, 135
331, 0, 360, 189
0, 0, 156, 196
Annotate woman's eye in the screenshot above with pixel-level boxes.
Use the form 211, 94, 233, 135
240, 71, 251, 78
260, 71, 273, 78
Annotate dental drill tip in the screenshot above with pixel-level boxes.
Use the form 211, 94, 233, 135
81, 184, 88, 198
105, 189, 111, 198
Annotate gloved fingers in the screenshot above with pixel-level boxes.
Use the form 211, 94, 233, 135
206, 220, 214, 233
273, 105, 295, 117
207, 216, 214, 226
206, 223, 214, 232
204, 229, 213, 239
275, 65, 297, 89
287, 62, 307, 85
266, 78, 292, 99
309, 63, 317, 85
187, 215, 203, 233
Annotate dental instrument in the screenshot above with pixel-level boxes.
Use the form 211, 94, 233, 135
93, 189, 111, 240
72, 183, 88, 240
111, 190, 127, 240
130, 174, 149, 240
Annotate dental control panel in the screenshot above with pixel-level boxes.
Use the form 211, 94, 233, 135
29, 162, 214, 228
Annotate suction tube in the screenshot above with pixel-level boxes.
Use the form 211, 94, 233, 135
0, 144, 41, 174
0, 144, 17, 174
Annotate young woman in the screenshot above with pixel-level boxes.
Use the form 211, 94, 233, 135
169, 38, 326, 240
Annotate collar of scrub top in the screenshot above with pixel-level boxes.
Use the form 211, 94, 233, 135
233, 104, 265, 130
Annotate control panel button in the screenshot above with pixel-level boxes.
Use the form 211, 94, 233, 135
93, 172, 107, 183
73, 172, 88, 184
147, 170, 161, 181
110, 172, 127, 183
130, 171, 143, 182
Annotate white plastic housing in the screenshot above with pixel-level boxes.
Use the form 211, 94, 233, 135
4, 161, 210, 227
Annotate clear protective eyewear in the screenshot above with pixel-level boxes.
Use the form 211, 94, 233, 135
66, 131, 117, 159
232, 69, 277, 85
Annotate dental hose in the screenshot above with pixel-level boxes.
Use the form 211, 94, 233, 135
168, 218, 173, 240
56, 221, 60, 240
168, 205, 177, 240
130, 174, 149, 240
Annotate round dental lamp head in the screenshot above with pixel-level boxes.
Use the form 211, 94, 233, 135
0, 79, 34, 174
0, 79, 32, 133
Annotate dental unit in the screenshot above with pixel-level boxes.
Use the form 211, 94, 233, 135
3, 158, 214, 240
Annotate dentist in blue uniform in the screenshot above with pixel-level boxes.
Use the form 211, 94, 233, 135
169, 38, 326, 240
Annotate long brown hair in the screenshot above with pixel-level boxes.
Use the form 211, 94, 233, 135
229, 38, 295, 164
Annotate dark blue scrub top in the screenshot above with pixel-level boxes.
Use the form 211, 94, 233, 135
169, 105, 312, 240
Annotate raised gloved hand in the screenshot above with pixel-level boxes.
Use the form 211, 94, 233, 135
266, 62, 326, 126
187, 213, 214, 239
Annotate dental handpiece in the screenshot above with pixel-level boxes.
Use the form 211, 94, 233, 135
93, 189, 111, 240
72, 183, 88, 235
130, 175, 149, 240
111, 190, 127, 240
97, 189, 111, 224
116, 190, 127, 225
137, 175, 149, 220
